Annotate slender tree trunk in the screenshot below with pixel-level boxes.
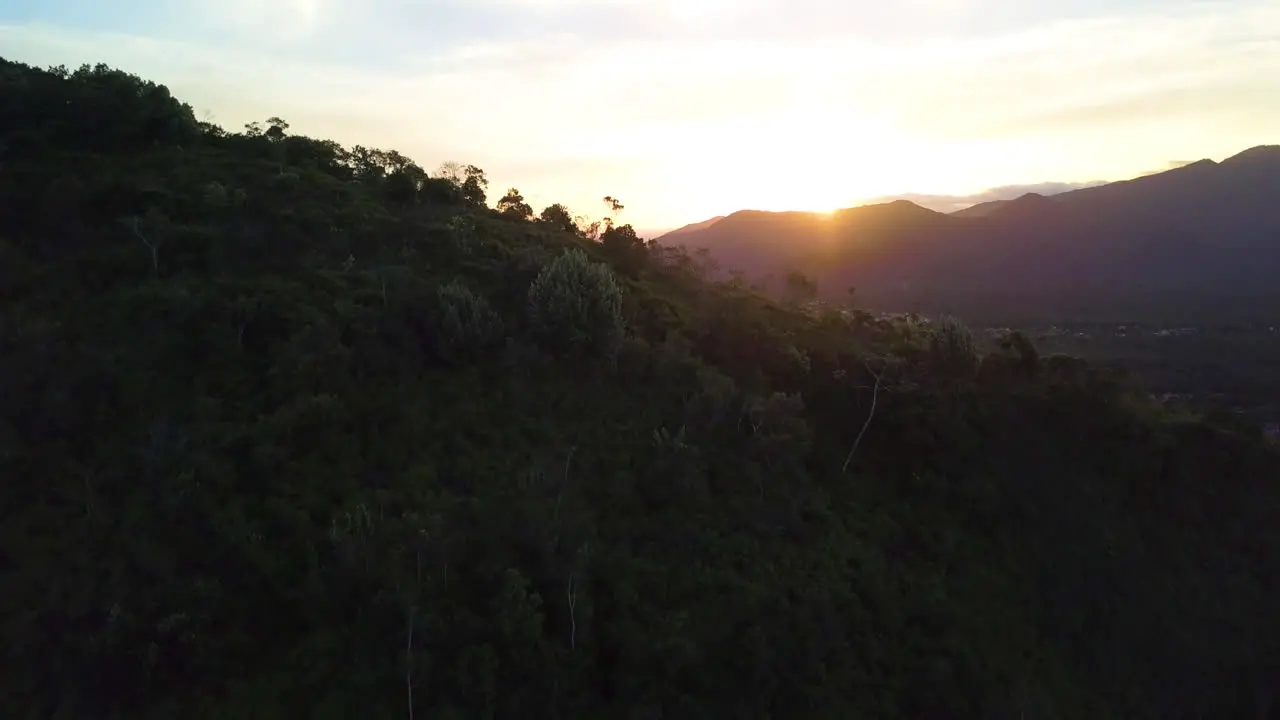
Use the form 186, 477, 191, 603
843, 362, 884, 473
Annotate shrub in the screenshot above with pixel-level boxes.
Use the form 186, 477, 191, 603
685, 365, 739, 430
435, 281, 504, 360
927, 315, 978, 378
527, 248, 624, 360
445, 216, 478, 255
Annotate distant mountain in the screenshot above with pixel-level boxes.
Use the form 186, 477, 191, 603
656, 146, 1280, 323
660, 215, 726, 238
866, 180, 1111, 214
949, 198, 1015, 218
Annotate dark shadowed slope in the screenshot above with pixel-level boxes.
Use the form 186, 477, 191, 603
661, 147, 1280, 322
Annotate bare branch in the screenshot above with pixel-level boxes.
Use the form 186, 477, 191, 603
567, 572, 577, 650
553, 445, 576, 526
842, 359, 884, 473
83, 467, 95, 519
128, 216, 161, 277
405, 608, 415, 720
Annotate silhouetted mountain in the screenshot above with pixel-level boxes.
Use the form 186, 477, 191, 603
949, 199, 1010, 218
658, 146, 1280, 322
661, 215, 726, 237
869, 179, 1111, 213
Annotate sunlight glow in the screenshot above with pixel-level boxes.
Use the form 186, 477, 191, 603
2, 0, 1277, 230
658, 101, 991, 217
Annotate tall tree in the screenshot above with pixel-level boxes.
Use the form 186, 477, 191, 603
602, 195, 625, 230
435, 161, 466, 185
601, 223, 647, 276
539, 203, 577, 234
460, 165, 489, 206
497, 188, 534, 221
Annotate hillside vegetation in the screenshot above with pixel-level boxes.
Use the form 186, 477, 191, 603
2, 58, 1278, 719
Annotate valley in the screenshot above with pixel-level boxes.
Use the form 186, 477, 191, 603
987, 321, 1280, 428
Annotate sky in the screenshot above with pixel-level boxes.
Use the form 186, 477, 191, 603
2, 0, 1278, 233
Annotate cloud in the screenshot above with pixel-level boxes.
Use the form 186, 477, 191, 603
467, 0, 770, 21
194, 0, 328, 42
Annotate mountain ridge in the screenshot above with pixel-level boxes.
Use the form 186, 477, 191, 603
660, 214, 727, 237
659, 147, 1280, 237
657, 145, 1280, 323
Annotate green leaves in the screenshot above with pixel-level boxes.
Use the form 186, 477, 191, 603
527, 248, 625, 362
434, 281, 505, 362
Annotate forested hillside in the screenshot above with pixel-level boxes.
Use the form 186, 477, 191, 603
2, 58, 1278, 719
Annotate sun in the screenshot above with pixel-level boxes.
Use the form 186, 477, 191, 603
791, 186, 856, 216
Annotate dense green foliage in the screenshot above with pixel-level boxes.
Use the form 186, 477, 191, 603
527, 248, 625, 361
3, 58, 1279, 719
